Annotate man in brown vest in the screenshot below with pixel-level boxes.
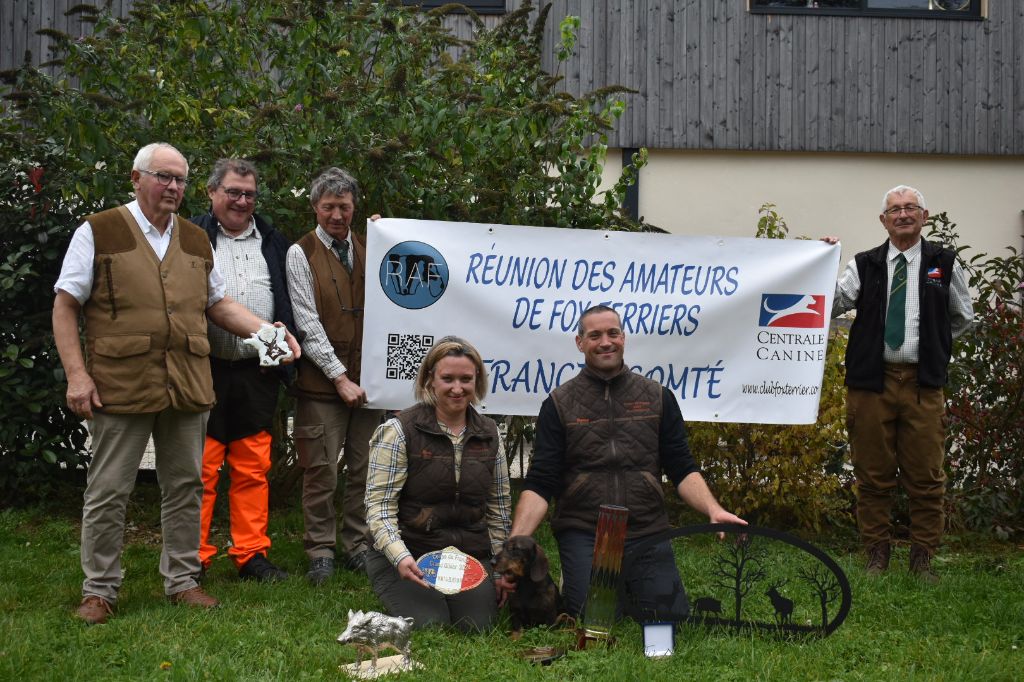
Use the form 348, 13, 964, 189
506, 305, 745, 619
53, 143, 300, 625
286, 167, 383, 585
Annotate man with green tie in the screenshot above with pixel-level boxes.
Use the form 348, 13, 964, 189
825, 185, 973, 582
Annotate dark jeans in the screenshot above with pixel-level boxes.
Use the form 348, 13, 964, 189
556, 529, 690, 622
365, 548, 498, 632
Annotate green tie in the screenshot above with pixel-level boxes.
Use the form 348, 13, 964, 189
332, 239, 352, 274
884, 253, 907, 350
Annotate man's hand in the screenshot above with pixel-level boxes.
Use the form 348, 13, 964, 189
494, 574, 517, 607
709, 508, 747, 527
396, 556, 430, 588
334, 372, 368, 408
274, 322, 302, 363
820, 236, 840, 245
66, 370, 103, 419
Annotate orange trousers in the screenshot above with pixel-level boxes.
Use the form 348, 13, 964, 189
199, 431, 273, 569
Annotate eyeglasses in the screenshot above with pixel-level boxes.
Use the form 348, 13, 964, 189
220, 187, 259, 202
883, 204, 923, 216
139, 169, 188, 187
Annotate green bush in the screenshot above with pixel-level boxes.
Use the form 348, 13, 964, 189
685, 204, 852, 532
0, 0, 645, 501
0, 132, 96, 501
927, 213, 1024, 539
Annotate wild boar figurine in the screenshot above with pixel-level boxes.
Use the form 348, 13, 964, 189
337, 609, 414, 671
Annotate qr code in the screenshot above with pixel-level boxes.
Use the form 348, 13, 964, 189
386, 333, 434, 380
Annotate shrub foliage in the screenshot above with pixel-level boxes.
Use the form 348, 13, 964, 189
0, 0, 643, 500
927, 213, 1024, 539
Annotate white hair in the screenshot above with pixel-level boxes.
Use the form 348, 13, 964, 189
132, 142, 188, 174
882, 185, 926, 212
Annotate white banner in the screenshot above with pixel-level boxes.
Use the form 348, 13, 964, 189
362, 219, 841, 424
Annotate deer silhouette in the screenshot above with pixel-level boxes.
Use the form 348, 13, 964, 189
765, 581, 794, 626
692, 597, 723, 620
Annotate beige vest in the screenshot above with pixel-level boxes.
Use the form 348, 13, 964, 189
84, 206, 214, 413
292, 230, 367, 401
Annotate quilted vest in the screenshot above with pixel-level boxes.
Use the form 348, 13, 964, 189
292, 230, 367, 400
83, 206, 214, 414
549, 366, 670, 540
396, 403, 498, 563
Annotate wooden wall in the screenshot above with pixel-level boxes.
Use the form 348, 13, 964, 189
527, 0, 1023, 155
4, 0, 1022, 155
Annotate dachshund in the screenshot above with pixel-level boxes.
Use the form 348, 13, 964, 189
494, 535, 566, 639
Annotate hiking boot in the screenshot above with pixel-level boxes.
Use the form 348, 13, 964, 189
909, 544, 940, 584
865, 542, 891, 576
306, 556, 335, 586
345, 551, 368, 573
168, 586, 220, 608
239, 554, 289, 582
76, 595, 114, 625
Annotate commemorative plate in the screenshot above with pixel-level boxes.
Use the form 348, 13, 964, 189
415, 546, 486, 594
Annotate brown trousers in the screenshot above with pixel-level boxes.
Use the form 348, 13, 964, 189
293, 398, 383, 560
847, 363, 947, 552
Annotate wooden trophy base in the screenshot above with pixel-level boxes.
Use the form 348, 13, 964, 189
340, 655, 422, 679
575, 628, 616, 650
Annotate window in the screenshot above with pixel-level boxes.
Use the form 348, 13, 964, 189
402, 0, 506, 14
749, 0, 982, 19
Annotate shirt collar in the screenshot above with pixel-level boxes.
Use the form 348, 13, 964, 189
127, 199, 173, 238
217, 217, 258, 240
888, 239, 921, 263
316, 225, 351, 249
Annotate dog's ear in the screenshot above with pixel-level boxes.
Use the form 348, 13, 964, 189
530, 543, 550, 582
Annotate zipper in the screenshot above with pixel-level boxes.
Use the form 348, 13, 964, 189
103, 257, 117, 320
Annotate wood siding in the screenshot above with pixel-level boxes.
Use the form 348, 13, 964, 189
4, 0, 1022, 155
525, 0, 1023, 155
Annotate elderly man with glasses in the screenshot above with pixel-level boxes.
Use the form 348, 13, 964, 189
53, 143, 301, 625
824, 185, 973, 582
190, 159, 295, 583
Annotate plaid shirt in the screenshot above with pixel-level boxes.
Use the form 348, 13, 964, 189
365, 415, 512, 567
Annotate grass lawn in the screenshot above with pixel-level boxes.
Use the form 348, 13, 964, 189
1, 484, 1021, 681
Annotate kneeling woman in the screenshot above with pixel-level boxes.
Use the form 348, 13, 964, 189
364, 337, 511, 631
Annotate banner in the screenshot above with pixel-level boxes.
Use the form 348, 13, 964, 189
362, 219, 841, 424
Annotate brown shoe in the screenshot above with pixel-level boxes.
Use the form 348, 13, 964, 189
865, 542, 891, 576
168, 586, 220, 608
76, 595, 114, 625
909, 544, 940, 584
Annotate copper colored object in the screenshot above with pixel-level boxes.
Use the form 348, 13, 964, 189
579, 504, 629, 645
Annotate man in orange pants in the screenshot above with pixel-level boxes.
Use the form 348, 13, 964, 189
193, 159, 295, 581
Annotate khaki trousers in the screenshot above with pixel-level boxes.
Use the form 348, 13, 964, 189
82, 408, 208, 602
294, 398, 383, 560
847, 363, 947, 553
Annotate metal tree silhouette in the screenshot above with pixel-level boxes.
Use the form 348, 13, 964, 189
798, 563, 842, 627
712, 535, 767, 622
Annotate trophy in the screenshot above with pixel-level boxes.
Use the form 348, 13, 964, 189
242, 323, 293, 366
578, 504, 629, 648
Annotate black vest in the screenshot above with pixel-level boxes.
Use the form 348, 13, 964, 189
549, 366, 670, 540
845, 239, 956, 391
396, 403, 498, 563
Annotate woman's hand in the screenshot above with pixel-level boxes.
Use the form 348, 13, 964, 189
397, 556, 430, 588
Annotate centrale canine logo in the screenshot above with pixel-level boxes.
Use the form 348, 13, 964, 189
758, 294, 825, 329
379, 241, 449, 310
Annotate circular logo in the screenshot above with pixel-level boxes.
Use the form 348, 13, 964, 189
379, 241, 449, 310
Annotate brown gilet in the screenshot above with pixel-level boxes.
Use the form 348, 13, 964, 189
396, 403, 498, 563
292, 230, 367, 401
84, 206, 214, 414
549, 366, 671, 540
